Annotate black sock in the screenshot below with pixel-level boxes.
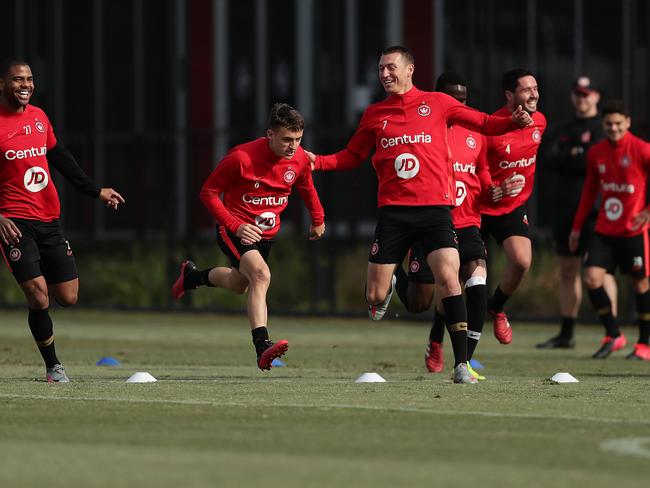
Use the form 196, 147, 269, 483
28, 308, 59, 368
636, 290, 650, 344
587, 287, 620, 337
185, 268, 215, 288
251, 326, 270, 356
393, 266, 410, 310
442, 294, 468, 367
559, 316, 576, 339
465, 279, 487, 361
487, 285, 510, 313
429, 308, 446, 343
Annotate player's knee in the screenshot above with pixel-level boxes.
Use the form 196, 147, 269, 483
408, 297, 432, 313
232, 282, 248, 294
513, 255, 532, 275
249, 266, 271, 287
366, 287, 386, 305
55, 292, 78, 307
27, 293, 49, 310
583, 273, 601, 290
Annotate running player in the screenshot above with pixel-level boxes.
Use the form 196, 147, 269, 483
570, 100, 650, 360
0, 59, 125, 382
392, 72, 504, 379
537, 76, 617, 349
308, 46, 532, 383
172, 103, 325, 370
481, 69, 547, 345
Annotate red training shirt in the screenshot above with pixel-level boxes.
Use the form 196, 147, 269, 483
200, 137, 325, 239
481, 106, 546, 216
0, 105, 59, 221
314, 87, 518, 207
448, 126, 491, 229
572, 132, 650, 237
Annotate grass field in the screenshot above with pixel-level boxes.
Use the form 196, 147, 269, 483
1, 309, 649, 488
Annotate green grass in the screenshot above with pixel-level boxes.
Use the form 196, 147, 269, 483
1, 309, 649, 488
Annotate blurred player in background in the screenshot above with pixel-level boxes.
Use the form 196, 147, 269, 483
172, 103, 325, 371
570, 100, 650, 360
0, 59, 125, 382
481, 69, 546, 345
308, 46, 532, 383
538, 76, 617, 349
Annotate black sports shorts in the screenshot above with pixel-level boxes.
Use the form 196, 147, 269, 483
216, 225, 273, 269
584, 230, 650, 278
481, 205, 530, 245
0, 218, 77, 284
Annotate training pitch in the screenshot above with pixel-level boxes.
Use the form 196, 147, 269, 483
0, 309, 648, 488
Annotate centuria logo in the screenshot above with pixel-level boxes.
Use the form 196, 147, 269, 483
417, 103, 431, 117
9, 248, 21, 261
532, 129, 541, 143
466, 135, 477, 149
283, 169, 296, 184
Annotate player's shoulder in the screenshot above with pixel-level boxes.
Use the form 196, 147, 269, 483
532, 111, 547, 126
230, 138, 264, 158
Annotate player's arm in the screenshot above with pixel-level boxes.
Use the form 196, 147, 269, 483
630, 140, 650, 231
310, 111, 375, 171
47, 143, 125, 209
199, 152, 261, 241
569, 148, 600, 251
443, 96, 532, 135
475, 138, 502, 202
295, 166, 325, 240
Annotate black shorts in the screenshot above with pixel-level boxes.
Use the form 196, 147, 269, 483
554, 213, 596, 256
0, 218, 77, 284
481, 205, 531, 245
369, 205, 458, 264
584, 230, 650, 278
216, 226, 273, 269
407, 225, 487, 284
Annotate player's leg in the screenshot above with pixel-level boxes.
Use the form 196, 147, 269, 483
394, 244, 435, 313
624, 231, 650, 360
461, 259, 487, 363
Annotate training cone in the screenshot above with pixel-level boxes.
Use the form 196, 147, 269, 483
355, 372, 386, 383
126, 372, 157, 383
96, 357, 120, 366
271, 358, 286, 367
469, 358, 484, 370
550, 372, 579, 384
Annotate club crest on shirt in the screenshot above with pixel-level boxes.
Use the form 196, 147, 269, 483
466, 135, 477, 149
283, 169, 296, 184
417, 103, 431, 117
532, 129, 541, 143
35, 120, 46, 133
620, 155, 630, 168
9, 248, 21, 262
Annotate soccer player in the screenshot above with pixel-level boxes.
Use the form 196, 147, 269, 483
570, 100, 650, 360
307, 46, 532, 383
481, 69, 547, 345
537, 76, 617, 349
392, 72, 505, 379
171, 103, 325, 371
0, 60, 125, 382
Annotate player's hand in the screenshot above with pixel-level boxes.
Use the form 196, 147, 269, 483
0, 215, 22, 245
99, 188, 126, 210
512, 105, 533, 127
304, 150, 317, 171
489, 183, 503, 202
631, 208, 650, 231
309, 223, 325, 241
500, 173, 525, 197
236, 223, 263, 244
568, 230, 581, 253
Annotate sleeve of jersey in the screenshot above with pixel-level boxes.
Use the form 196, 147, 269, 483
47, 143, 101, 198
476, 140, 495, 202
295, 167, 325, 226
314, 112, 374, 171
571, 150, 599, 232
445, 100, 517, 135
199, 154, 245, 233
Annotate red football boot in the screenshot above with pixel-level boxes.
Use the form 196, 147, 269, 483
171, 260, 198, 299
425, 341, 444, 373
491, 311, 512, 344
257, 340, 289, 371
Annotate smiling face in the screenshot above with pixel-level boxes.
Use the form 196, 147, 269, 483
506, 75, 539, 113
603, 112, 631, 143
378, 52, 414, 95
267, 126, 303, 159
0, 63, 34, 112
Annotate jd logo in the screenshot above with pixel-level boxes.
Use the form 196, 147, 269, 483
394, 153, 420, 179
23, 167, 49, 192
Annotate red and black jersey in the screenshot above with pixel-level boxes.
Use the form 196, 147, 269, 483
200, 137, 325, 239
314, 87, 517, 207
0, 105, 59, 221
573, 132, 650, 237
481, 106, 547, 216
448, 126, 491, 229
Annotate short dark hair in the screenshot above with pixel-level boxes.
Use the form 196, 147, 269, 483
0, 59, 30, 78
381, 46, 414, 65
502, 68, 535, 93
602, 99, 630, 117
435, 72, 467, 91
268, 103, 304, 132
